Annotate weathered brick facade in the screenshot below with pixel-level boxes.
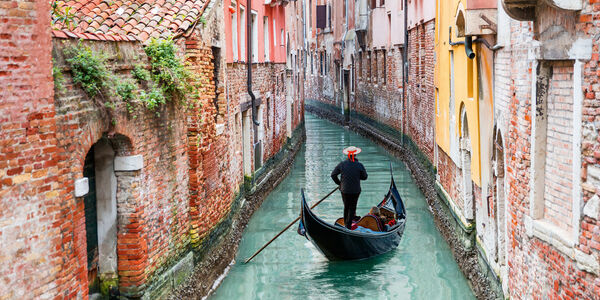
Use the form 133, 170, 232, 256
493, 2, 600, 298
0, 1, 64, 298
0, 1, 303, 299
406, 21, 435, 162
354, 47, 404, 130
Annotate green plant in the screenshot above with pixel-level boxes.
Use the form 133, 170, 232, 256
116, 80, 137, 102
140, 87, 166, 112
144, 37, 196, 102
132, 64, 151, 83
51, 1, 76, 30
52, 64, 65, 94
64, 44, 112, 99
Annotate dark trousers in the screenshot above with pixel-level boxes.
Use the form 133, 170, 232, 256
341, 192, 360, 229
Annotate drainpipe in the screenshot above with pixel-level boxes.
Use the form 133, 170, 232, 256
402, 0, 408, 145
247, 0, 259, 127
464, 36, 475, 59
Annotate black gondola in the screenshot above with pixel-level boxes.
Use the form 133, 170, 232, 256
298, 167, 407, 260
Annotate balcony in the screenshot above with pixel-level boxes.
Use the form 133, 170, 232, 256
455, 0, 497, 37
502, 0, 582, 21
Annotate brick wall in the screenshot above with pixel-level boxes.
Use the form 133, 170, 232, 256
225, 62, 289, 170
305, 49, 336, 106
185, 37, 239, 246
353, 47, 404, 130
50, 38, 191, 297
0, 1, 67, 298
494, 5, 600, 297
406, 20, 435, 162
437, 146, 465, 212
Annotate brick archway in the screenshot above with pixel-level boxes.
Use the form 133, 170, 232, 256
75, 133, 146, 297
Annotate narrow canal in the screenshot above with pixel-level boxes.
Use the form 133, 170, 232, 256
211, 114, 475, 299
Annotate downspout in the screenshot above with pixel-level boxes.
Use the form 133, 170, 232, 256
247, 0, 259, 126
402, 0, 408, 145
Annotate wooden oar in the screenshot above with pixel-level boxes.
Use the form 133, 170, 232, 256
244, 186, 339, 264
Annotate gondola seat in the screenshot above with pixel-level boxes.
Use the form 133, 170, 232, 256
355, 215, 383, 231
335, 215, 384, 231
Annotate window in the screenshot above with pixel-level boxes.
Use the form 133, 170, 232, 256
351, 56, 355, 93
531, 61, 581, 238
358, 52, 362, 80
367, 51, 371, 82
316, 5, 326, 29
388, 14, 391, 46
231, 11, 238, 61
320, 52, 324, 75
370, 0, 376, 9
263, 16, 270, 61
383, 50, 387, 85
328, 4, 331, 29
343, 0, 346, 23
281, 29, 284, 46
273, 19, 277, 48
251, 12, 258, 63
240, 6, 245, 61
372, 50, 378, 84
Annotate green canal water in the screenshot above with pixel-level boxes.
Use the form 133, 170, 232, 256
210, 114, 475, 299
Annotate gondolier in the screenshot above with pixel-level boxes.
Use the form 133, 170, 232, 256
299, 163, 406, 260
331, 146, 368, 229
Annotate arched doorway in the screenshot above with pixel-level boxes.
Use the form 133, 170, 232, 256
460, 106, 473, 221
81, 137, 119, 297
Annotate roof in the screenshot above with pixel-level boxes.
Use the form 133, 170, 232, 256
51, 29, 140, 41
55, 0, 209, 42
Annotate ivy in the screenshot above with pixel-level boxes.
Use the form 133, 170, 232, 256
144, 37, 196, 103
139, 87, 166, 112
52, 63, 65, 94
64, 43, 112, 99
116, 80, 136, 102
132, 64, 151, 83
60, 37, 198, 120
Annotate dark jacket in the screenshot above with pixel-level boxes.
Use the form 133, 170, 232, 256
331, 159, 368, 194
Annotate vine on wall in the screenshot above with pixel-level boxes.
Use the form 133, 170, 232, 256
59, 38, 200, 121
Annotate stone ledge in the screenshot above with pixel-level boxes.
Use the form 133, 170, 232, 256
114, 155, 144, 171
74, 178, 89, 197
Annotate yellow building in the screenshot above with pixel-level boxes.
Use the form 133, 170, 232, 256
434, 0, 496, 221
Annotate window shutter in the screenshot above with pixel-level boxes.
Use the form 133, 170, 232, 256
316, 5, 326, 29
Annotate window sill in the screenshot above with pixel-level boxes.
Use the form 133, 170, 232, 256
525, 216, 600, 275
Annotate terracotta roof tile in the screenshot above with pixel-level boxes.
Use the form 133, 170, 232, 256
52, 30, 68, 38
57, 0, 208, 42
51, 29, 140, 42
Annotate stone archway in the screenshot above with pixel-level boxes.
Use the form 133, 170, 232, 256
81, 137, 118, 296
77, 133, 142, 297
460, 105, 473, 221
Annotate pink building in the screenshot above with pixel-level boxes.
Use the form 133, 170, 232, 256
407, 0, 435, 29
224, 0, 287, 64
